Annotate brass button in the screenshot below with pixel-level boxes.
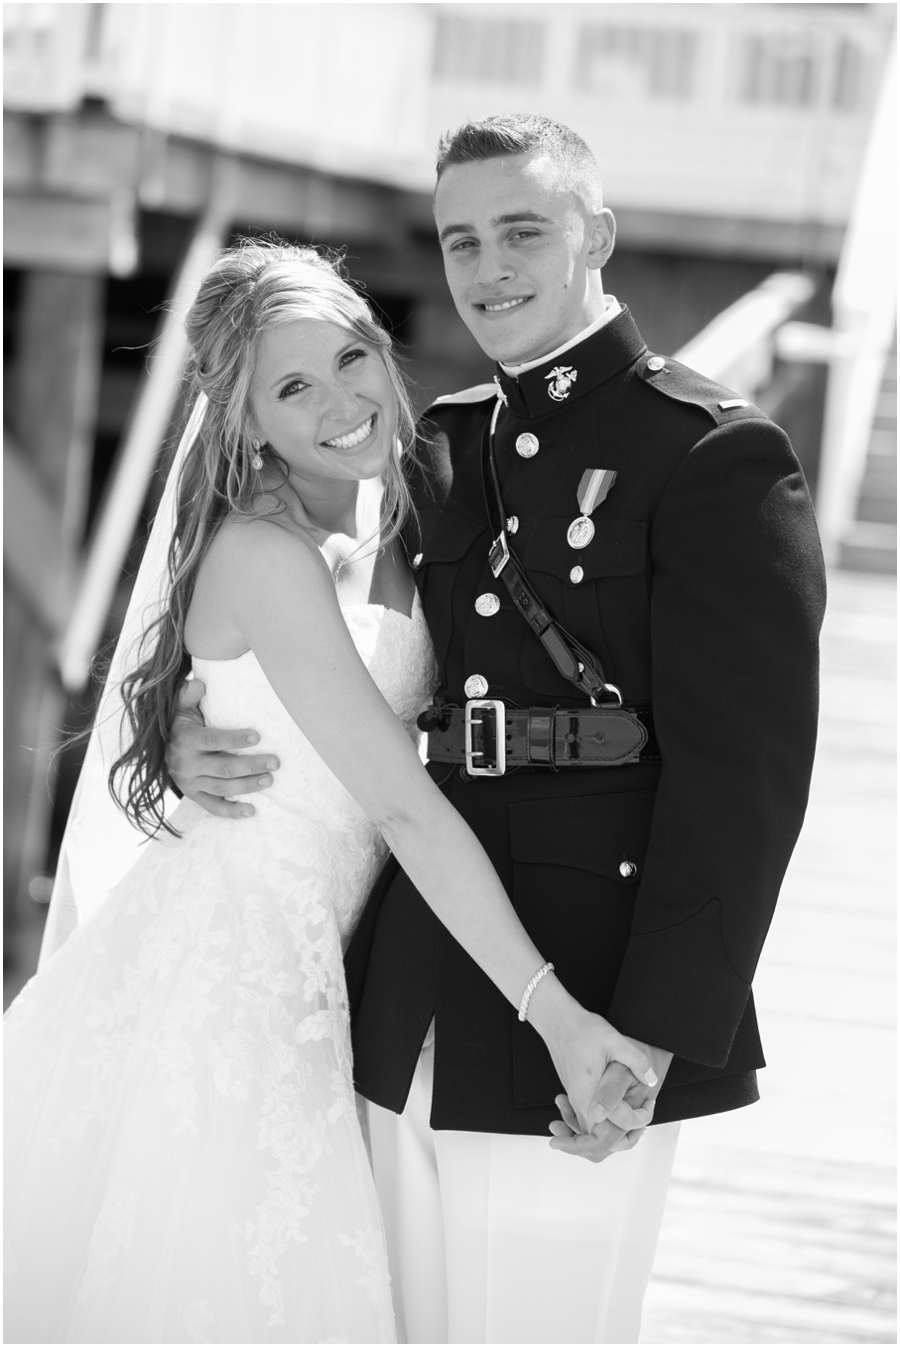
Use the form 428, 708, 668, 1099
464, 674, 489, 698
569, 566, 584, 584
475, 593, 500, 617
506, 516, 519, 534
411, 553, 423, 568
619, 861, 637, 878
516, 434, 540, 458
647, 356, 666, 372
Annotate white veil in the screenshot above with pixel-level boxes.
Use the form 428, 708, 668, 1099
39, 394, 208, 966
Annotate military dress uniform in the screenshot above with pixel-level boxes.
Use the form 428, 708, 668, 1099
346, 305, 826, 1343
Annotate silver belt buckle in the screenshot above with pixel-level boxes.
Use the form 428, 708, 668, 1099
489, 532, 510, 578
464, 699, 507, 776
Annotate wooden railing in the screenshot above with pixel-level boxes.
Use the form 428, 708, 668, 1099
812, 45, 896, 565
57, 212, 228, 692
674, 272, 816, 393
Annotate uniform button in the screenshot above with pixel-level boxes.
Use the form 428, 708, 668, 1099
475, 593, 500, 617
506, 515, 519, 534
411, 553, 423, 568
647, 356, 666, 372
569, 566, 584, 584
516, 434, 540, 458
619, 861, 637, 878
464, 674, 489, 698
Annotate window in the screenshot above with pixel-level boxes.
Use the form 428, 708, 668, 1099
433, 13, 544, 85
739, 33, 818, 107
574, 26, 698, 100
831, 38, 865, 112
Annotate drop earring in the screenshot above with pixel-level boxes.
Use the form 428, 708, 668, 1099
250, 438, 263, 471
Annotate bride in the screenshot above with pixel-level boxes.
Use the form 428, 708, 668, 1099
4, 241, 656, 1344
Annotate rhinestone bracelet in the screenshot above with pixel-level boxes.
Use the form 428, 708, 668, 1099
518, 962, 555, 1023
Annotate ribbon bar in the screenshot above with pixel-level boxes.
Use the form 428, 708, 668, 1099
577, 468, 617, 517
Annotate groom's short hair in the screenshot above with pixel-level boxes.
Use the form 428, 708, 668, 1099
435, 114, 604, 214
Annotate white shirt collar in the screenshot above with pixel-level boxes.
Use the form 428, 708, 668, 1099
499, 296, 623, 377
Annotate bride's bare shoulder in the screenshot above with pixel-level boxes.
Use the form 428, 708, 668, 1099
193, 516, 337, 634
187, 516, 333, 656
209, 514, 324, 578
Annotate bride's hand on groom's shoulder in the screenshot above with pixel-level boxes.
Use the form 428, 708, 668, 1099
165, 678, 279, 818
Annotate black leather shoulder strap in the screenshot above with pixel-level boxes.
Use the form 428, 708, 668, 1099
479, 410, 622, 707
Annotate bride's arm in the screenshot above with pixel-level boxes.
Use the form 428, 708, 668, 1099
208, 520, 658, 1132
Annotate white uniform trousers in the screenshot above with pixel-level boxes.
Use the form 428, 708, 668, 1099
367, 1035, 680, 1344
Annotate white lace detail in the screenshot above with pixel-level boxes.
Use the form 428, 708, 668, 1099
3, 600, 434, 1343
338, 1226, 395, 1340
83, 1183, 136, 1296
183, 1298, 216, 1343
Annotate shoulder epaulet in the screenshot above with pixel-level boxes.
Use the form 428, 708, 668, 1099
637, 353, 764, 426
426, 383, 497, 413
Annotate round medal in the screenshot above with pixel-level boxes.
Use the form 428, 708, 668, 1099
566, 516, 595, 549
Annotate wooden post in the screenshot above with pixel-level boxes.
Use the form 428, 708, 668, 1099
3, 271, 104, 955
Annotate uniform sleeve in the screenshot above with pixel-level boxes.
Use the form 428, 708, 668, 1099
605, 417, 826, 1067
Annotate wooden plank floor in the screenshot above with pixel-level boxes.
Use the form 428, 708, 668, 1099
642, 569, 897, 1345
4, 576, 894, 1344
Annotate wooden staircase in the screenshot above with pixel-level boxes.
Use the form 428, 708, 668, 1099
839, 341, 897, 573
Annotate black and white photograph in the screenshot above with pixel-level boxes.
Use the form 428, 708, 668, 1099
3, 3, 896, 1343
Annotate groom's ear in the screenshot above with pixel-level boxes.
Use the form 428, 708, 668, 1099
586, 209, 615, 271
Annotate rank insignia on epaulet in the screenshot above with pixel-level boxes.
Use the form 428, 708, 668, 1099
639, 355, 761, 424
429, 383, 497, 408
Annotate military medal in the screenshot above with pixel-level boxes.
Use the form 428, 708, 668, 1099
566, 468, 617, 549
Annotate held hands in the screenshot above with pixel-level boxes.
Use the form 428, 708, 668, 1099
165, 680, 279, 818
527, 985, 659, 1140
548, 1042, 674, 1164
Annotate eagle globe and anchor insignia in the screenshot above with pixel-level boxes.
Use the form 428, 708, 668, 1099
546, 365, 578, 401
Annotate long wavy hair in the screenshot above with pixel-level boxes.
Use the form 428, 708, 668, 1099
109, 238, 418, 837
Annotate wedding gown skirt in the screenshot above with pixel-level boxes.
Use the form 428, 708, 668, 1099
4, 601, 436, 1345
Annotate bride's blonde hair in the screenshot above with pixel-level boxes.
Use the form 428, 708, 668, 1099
110, 238, 419, 837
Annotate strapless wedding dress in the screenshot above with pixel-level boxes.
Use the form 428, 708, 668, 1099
4, 599, 437, 1345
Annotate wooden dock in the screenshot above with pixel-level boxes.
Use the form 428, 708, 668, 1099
4, 572, 894, 1343
642, 569, 897, 1345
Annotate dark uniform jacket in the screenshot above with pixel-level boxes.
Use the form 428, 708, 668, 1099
346, 306, 827, 1134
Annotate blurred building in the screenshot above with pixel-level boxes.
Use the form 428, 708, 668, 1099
3, 2, 895, 994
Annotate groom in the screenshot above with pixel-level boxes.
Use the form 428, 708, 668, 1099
168, 115, 825, 1342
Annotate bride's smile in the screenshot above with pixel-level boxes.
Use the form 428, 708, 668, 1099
322, 413, 376, 450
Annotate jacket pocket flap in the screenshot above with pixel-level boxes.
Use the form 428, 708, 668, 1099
524, 519, 647, 578
509, 789, 656, 885
418, 509, 487, 564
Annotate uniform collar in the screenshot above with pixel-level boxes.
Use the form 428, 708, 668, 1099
499, 297, 622, 376
493, 305, 647, 420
